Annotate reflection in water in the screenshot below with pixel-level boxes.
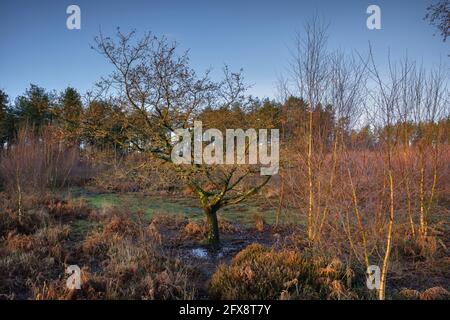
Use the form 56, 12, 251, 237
191, 248, 208, 258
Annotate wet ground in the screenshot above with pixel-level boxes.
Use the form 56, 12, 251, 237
168, 226, 297, 298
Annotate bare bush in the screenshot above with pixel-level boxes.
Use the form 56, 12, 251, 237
0, 126, 87, 196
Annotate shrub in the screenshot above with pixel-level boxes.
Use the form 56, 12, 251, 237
0, 249, 60, 297
82, 230, 109, 256
395, 234, 438, 260
5, 232, 35, 252
398, 288, 421, 299
398, 287, 450, 300
103, 215, 138, 237
29, 267, 106, 300
184, 220, 206, 237
182, 217, 238, 240
44, 198, 91, 220
0, 126, 86, 196
209, 243, 357, 300
0, 192, 50, 237
419, 287, 450, 300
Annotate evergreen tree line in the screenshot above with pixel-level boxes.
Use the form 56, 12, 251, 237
0, 85, 449, 154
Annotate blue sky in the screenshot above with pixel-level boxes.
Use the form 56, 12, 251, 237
0, 0, 448, 101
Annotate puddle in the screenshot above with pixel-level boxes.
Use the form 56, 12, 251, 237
191, 247, 208, 259
189, 245, 240, 260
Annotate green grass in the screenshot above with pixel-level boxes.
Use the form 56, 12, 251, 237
72, 189, 300, 227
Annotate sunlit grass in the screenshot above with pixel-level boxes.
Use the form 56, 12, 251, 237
72, 189, 301, 227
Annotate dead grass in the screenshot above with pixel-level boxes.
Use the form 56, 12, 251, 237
399, 287, 450, 300
253, 213, 266, 232
0, 190, 448, 299
45, 198, 91, 220
101, 238, 195, 299
0, 193, 199, 300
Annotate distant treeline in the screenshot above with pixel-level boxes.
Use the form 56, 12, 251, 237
0, 85, 449, 154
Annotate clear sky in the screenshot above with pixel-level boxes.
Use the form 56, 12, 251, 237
0, 0, 448, 101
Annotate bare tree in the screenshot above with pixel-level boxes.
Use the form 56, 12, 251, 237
425, 0, 450, 42
289, 16, 330, 241
91, 29, 272, 247
314, 51, 368, 240
366, 46, 406, 300
410, 62, 448, 238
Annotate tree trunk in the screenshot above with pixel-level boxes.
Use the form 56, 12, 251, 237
379, 169, 395, 300
205, 207, 220, 248
307, 109, 314, 241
